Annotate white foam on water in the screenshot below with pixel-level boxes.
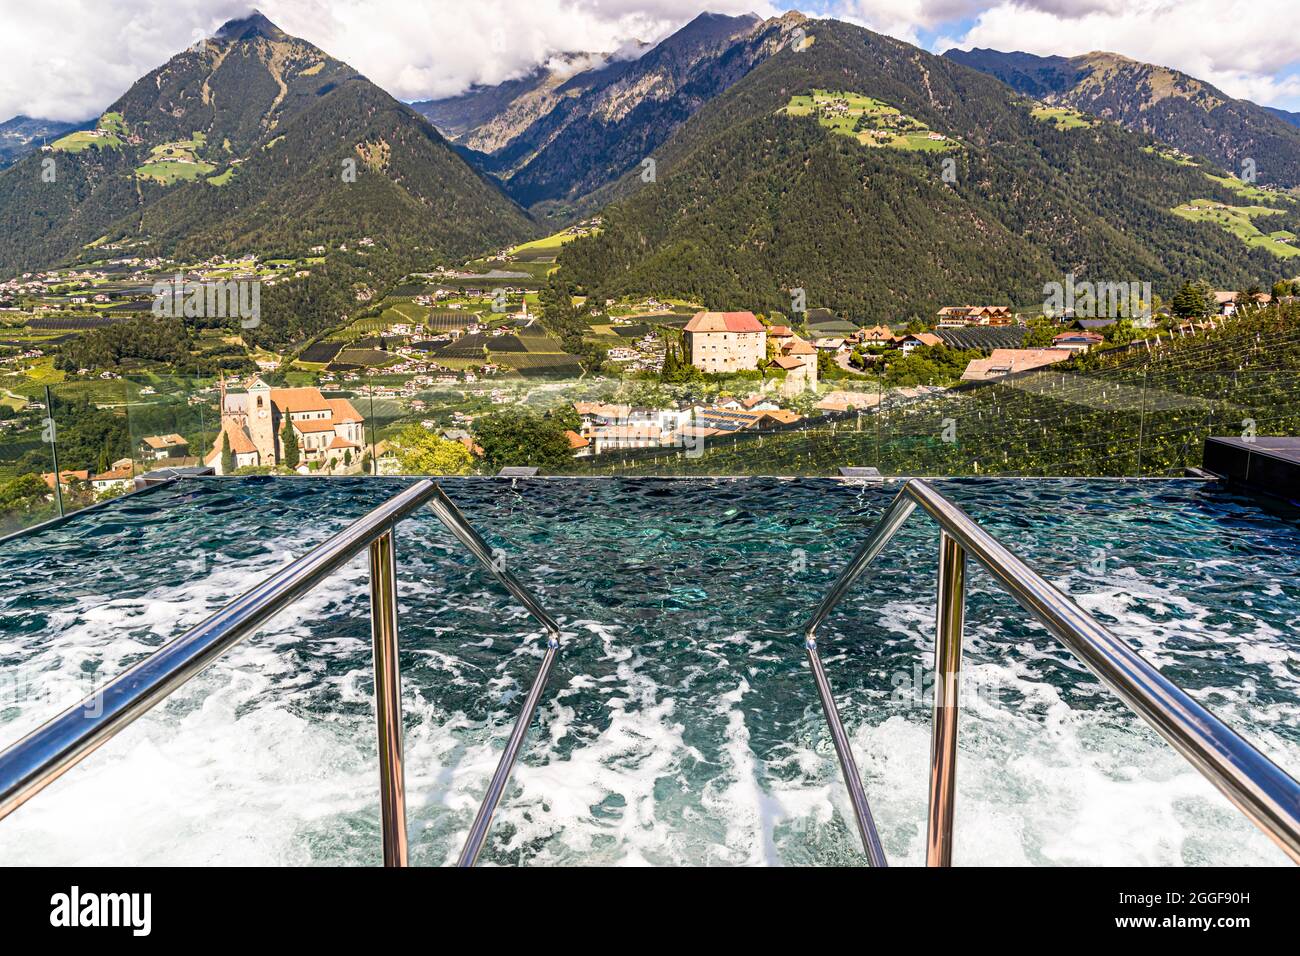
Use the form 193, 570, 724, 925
3, 487, 1298, 867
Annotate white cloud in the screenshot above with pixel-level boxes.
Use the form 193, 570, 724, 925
946, 0, 1300, 108
0, 0, 777, 121
3, 0, 1300, 122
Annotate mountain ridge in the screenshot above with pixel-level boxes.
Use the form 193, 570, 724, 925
555, 18, 1296, 321
0, 11, 533, 276
945, 46, 1300, 187
416, 10, 776, 209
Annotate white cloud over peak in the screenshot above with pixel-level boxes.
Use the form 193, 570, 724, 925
2, 1, 1300, 123
0, 0, 776, 121
945, 0, 1300, 107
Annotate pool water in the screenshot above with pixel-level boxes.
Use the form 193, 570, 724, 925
0, 477, 1297, 866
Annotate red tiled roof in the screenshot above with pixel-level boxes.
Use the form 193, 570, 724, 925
215, 423, 258, 455
92, 464, 134, 482
564, 429, 590, 449
269, 386, 330, 414
325, 397, 363, 422
42, 469, 89, 488
293, 419, 338, 434
684, 311, 763, 333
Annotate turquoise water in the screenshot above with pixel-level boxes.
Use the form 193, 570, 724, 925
0, 477, 1297, 866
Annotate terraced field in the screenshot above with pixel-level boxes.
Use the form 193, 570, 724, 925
782, 89, 958, 152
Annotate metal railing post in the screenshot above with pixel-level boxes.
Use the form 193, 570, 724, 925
804, 636, 888, 866
44, 385, 63, 519
926, 530, 966, 867
368, 527, 409, 867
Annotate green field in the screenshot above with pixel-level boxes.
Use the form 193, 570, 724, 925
335, 348, 401, 367
1031, 105, 1095, 130
517, 329, 566, 352
51, 112, 128, 153
781, 90, 957, 152
1204, 172, 1279, 204
136, 133, 215, 184
1172, 199, 1300, 257
1142, 145, 1199, 167
508, 231, 574, 256
50, 130, 122, 153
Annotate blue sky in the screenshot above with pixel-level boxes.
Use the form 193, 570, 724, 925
3, 1, 1300, 121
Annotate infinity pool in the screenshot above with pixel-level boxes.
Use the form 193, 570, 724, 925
1, 477, 1297, 865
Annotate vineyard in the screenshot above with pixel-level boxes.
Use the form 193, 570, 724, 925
566, 307, 1300, 477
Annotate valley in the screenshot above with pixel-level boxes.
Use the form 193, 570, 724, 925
1, 8, 1299, 510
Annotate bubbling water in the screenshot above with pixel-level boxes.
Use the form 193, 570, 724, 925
0, 477, 1295, 865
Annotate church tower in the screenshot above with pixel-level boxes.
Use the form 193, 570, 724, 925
245, 377, 278, 466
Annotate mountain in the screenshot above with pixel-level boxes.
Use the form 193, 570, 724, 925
1265, 106, 1300, 128
417, 11, 770, 209
0, 10, 532, 276
555, 17, 1298, 323
412, 50, 642, 153
0, 115, 91, 167
945, 48, 1300, 188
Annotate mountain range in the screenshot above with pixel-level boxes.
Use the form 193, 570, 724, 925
414, 11, 774, 211
0, 116, 90, 168
549, 16, 1299, 320
945, 48, 1300, 188
3, 9, 1299, 323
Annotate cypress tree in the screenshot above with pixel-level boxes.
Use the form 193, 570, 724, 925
281, 419, 300, 468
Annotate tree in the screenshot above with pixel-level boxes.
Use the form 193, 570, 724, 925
220, 432, 233, 473
0, 473, 53, 532
1103, 318, 1138, 346
281, 419, 299, 468
391, 426, 474, 475
473, 408, 573, 472
1171, 280, 1214, 320
1023, 316, 1057, 348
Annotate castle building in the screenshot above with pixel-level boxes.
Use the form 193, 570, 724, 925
684, 311, 766, 373
206, 376, 366, 474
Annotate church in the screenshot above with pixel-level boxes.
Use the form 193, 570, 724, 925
206, 376, 367, 475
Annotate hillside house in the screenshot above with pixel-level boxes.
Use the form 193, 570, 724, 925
777, 337, 818, 395
854, 325, 894, 343
139, 433, 189, 460
1051, 331, 1104, 353
896, 332, 944, 353
961, 348, 1070, 382
936, 305, 1013, 327
91, 459, 135, 494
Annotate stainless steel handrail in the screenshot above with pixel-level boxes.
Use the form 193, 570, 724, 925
805, 478, 1300, 865
424, 485, 562, 867
0, 479, 565, 869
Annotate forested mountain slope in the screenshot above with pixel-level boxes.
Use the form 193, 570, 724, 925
946, 48, 1300, 188
0, 11, 532, 275
555, 18, 1298, 321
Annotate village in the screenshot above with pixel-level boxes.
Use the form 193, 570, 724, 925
15, 279, 1289, 500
